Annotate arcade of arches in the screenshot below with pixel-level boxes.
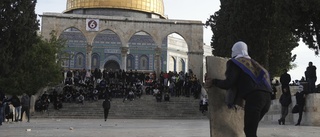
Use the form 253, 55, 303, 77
41, 13, 205, 81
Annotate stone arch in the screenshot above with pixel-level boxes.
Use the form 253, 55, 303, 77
128, 31, 156, 46
104, 60, 120, 71
57, 26, 87, 41
98, 26, 128, 47
127, 30, 157, 47
59, 27, 88, 70
103, 55, 121, 67
128, 31, 156, 71
162, 32, 188, 73
166, 33, 188, 49
102, 55, 121, 70
161, 31, 190, 51
93, 29, 123, 47
59, 27, 88, 48
41, 13, 204, 82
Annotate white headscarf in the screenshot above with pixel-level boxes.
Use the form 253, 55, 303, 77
296, 81, 304, 92
231, 41, 251, 59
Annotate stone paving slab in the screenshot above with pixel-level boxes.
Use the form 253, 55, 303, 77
0, 119, 320, 137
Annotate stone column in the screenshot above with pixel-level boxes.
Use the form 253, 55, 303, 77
205, 56, 245, 137
121, 47, 129, 71
86, 44, 93, 70
176, 56, 180, 72
155, 47, 162, 79
303, 93, 320, 126
187, 51, 204, 82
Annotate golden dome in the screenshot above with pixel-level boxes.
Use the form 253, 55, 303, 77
66, 0, 164, 18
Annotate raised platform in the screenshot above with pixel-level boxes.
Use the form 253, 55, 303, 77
262, 85, 320, 126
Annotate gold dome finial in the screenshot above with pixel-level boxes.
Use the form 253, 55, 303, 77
66, 0, 164, 18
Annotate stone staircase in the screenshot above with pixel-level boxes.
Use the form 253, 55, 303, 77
32, 95, 208, 119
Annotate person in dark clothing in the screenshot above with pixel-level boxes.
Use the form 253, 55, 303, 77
305, 61, 317, 93
206, 41, 272, 137
11, 95, 21, 122
278, 88, 292, 125
295, 84, 306, 126
65, 70, 73, 85
20, 93, 30, 122
4, 101, 13, 122
66, 70, 73, 78
0, 90, 5, 125
93, 68, 99, 82
164, 92, 170, 102
102, 98, 111, 121
199, 95, 208, 115
54, 98, 63, 110
280, 69, 291, 93
155, 91, 162, 102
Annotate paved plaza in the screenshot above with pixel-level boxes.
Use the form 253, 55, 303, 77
1, 119, 320, 137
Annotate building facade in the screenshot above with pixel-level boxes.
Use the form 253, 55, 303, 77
40, 0, 212, 81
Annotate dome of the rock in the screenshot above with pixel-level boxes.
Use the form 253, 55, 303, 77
65, 0, 165, 18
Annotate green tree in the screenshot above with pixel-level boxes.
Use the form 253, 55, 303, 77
0, 0, 64, 95
0, 0, 39, 76
292, 0, 320, 55
0, 33, 65, 95
206, 0, 299, 76
18, 33, 65, 95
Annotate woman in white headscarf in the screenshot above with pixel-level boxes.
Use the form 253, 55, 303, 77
207, 41, 272, 137
231, 41, 251, 59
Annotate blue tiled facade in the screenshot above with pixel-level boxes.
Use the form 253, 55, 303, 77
60, 30, 168, 71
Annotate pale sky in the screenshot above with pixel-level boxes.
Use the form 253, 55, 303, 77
35, 0, 320, 84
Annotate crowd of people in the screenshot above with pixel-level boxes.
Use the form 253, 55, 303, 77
0, 92, 30, 125
276, 61, 318, 126
61, 68, 203, 101
32, 68, 204, 116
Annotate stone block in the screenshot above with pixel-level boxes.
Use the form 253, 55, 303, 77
303, 93, 320, 126
205, 56, 245, 137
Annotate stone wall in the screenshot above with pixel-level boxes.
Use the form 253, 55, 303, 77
41, 12, 204, 81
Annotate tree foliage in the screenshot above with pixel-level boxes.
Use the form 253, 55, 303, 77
20, 33, 65, 95
292, 0, 320, 55
0, 0, 39, 76
0, 0, 64, 95
205, 0, 320, 77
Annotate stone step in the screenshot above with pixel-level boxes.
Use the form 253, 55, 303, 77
32, 95, 208, 119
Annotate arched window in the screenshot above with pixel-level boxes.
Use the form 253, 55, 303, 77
91, 54, 100, 69
139, 55, 148, 70
60, 54, 69, 68
93, 58, 97, 66
179, 59, 185, 73
75, 53, 85, 68
127, 55, 134, 70
128, 58, 132, 67
169, 56, 176, 72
